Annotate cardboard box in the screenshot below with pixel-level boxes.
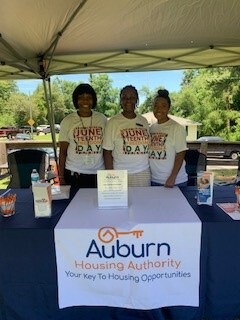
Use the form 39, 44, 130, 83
32, 182, 52, 218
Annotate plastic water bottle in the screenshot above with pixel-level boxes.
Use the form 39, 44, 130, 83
31, 169, 39, 185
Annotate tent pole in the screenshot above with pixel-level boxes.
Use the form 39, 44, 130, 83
42, 78, 59, 174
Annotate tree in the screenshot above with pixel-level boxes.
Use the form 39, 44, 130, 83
30, 79, 76, 125
138, 86, 154, 114
180, 69, 199, 87
201, 67, 240, 139
89, 74, 119, 117
0, 80, 18, 126
173, 67, 240, 140
5, 93, 38, 127
31, 84, 49, 125
138, 85, 167, 115
48, 80, 72, 124
54, 78, 77, 115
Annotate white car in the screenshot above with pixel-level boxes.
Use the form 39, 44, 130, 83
36, 125, 50, 135
36, 124, 60, 135
197, 136, 225, 142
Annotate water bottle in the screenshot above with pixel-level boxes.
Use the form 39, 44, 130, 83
31, 168, 39, 185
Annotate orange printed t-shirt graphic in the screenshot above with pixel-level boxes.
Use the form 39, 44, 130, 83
73, 126, 103, 154
121, 128, 149, 155
149, 132, 168, 160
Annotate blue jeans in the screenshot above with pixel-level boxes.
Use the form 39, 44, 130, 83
151, 181, 188, 187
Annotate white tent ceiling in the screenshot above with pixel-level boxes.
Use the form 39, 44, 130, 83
0, 0, 240, 80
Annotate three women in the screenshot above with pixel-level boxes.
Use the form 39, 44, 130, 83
59, 84, 187, 189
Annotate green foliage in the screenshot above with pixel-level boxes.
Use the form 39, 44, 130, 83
0, 81, 18, 126
31, 84, 48, 125
173, 67, 240, 140
0, 80, 17, 101
0, 69, 240, 142
181, 69, 200, 87
31, 79, 77, 126
5, 93, 39, 127
89, 74, 119, 117
138, 85, 166, 114
138, 86, 154, 114
53, 78, 76, 115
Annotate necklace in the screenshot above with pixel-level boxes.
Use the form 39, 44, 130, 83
78, 112, 93, 148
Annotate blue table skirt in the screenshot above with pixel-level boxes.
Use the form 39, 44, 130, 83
0, 186, 240, 320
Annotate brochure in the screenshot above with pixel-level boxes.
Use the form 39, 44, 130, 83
217, 203, 240, 220
197, 171, 214, 206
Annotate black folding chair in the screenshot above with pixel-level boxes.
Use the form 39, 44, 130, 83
185, 149, 207, 186
7, 149, 49, 188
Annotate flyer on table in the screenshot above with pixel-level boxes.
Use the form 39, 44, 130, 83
97, 170, 128, 208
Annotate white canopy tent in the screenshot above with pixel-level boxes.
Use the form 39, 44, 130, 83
1, 0, 240, 80
1, 0, 240, 165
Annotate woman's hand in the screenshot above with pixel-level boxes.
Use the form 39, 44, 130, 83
164, 175, 176, 188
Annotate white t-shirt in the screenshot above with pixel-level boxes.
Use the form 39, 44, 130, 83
102, 113, 150, 173
149, 118, 187, 184
59, 111, 107, 174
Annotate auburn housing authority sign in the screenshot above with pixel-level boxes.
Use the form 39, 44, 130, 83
54, 187, 201, 310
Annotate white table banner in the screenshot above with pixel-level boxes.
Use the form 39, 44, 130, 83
54, 187, 201, 310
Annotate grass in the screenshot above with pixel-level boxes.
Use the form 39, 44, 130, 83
0, 176, 10, 189
211, 168, 237, 183
33, 133, 59, 141
0, 133, 58, 142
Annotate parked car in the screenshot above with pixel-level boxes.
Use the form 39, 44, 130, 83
36, 124, 60, 135
195, 136, 239, 160
0, 126, 20, 139
20, 125, 36, 133
14, 133, 32, 140
36, 125, 50, 135
54, 124, 61, 132
197, 136, 225, 142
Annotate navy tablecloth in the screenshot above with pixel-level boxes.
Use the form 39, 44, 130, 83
0, 186, 240, 320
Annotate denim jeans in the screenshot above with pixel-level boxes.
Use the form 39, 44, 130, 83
151, 181, 188, 187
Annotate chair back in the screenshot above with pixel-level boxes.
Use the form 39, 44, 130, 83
185, 149, 207, 186
7, 149, 49, 188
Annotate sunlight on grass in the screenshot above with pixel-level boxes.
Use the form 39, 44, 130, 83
33, 133, 59, 142
0, 177, 10, 189
211, 169, 237, 183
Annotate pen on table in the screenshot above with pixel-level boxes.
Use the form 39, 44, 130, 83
0, 189, 11, 198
